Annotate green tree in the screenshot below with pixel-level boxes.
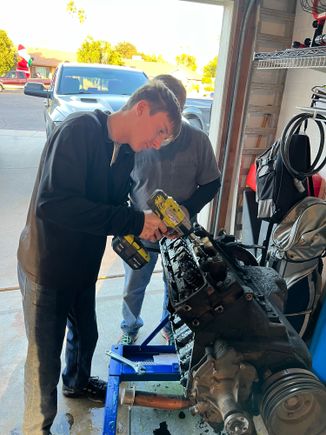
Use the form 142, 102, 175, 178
138, 52, 165, 63
102, 42, 124, 65
176, 53, 197, 71
66, 0, 86, 23
77, 37, 124, 65
0, 30, 16, 76
203, 56, 218, 78
115, 41, 137, 59
77, 37, 102, 63
202, 76, 212, 85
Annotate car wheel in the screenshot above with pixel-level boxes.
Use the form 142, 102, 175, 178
187, 116, 203, 130
0, 84, 4, 92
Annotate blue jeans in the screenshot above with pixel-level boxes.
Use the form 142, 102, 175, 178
18, 262, 98, 434
121, 252, 170, 336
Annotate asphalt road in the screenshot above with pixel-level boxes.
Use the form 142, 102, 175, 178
0, 89, 45, 131
0, 89, 214, 132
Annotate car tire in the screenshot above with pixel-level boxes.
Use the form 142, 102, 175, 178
0, 84, 4, 92
187, 116, 203, 130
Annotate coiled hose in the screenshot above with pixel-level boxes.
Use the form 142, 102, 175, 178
280, 112, 326, 180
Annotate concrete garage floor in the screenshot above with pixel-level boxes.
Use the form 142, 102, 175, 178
1, 263, 220, 435
0, 129, 268, 434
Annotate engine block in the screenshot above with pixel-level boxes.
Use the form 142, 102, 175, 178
160, 227, 326, 435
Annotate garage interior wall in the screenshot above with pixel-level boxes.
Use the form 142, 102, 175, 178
276, 2, 326, 180
235, 0, 326, 236
191, 0, 325, 236
233, 0, 297, 237
205, 0, 297, 235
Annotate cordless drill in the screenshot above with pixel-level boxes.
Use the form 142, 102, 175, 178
112, 190, 192, 270
147, 189, 192, 237
148, 190, 216, 254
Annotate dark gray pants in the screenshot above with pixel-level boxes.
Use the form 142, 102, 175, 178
18, 263, 98, 434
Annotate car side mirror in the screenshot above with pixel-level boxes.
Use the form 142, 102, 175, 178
24, 82, 50, 98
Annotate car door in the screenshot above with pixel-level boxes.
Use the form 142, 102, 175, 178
44, 68, 58, 136
16, 71, 27, 88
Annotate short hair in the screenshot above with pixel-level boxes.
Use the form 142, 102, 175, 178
122, 80, 182, 140
154, 74, 187, 110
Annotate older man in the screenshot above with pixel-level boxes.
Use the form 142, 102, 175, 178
119, 75, 220, 345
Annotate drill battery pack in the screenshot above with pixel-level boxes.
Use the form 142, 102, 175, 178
112, 235, 150, 270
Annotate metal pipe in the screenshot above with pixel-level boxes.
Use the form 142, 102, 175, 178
120, 387, 191, 410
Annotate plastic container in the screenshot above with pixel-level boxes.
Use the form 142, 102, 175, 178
310, 299, 326, 383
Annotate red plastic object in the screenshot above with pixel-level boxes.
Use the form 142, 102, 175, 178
246, 163, 257, 192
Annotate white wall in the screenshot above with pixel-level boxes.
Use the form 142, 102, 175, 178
276, 3, 326, 177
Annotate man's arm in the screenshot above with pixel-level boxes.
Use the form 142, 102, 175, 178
181, 177, 221, 218
180, 128, 221, 218
36, 118, 145, 237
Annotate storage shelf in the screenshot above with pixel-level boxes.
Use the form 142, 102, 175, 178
297, 106, 326, 118
253, 47, 326, 70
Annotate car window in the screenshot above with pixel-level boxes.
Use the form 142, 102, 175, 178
57, 66, 148, 95
18, 71, 26, 79
6, 71, 17, 78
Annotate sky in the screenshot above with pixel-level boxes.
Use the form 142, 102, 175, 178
0, 0, 223, 69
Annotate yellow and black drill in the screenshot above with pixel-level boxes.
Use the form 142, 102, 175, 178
112, 189, 192, 270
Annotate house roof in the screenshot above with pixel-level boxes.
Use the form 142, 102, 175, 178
29, 48, 77, 68
27, 48, 202, 82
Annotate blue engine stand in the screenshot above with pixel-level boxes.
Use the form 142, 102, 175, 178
102, 317, 180, 435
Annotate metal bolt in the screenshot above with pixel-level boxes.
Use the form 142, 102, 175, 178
215, 305, 224, 313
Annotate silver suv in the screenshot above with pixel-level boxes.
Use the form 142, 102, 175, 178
24, 62, 210, 137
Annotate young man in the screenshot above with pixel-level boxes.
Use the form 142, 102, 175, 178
17, 80, 182, 435
120, 75, 221, 345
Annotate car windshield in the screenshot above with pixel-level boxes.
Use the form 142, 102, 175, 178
57, 66, 148, 95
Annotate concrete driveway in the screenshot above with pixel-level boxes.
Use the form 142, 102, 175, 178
0, 129, 45, 290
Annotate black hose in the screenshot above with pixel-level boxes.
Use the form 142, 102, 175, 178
280, 112, 326, 179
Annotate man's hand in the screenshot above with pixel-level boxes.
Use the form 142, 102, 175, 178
139, 211, 167, 242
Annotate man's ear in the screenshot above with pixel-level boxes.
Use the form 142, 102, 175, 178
136, 100, 149, 116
